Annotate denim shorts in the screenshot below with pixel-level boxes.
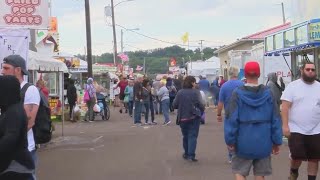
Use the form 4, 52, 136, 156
231, 155, 272, 177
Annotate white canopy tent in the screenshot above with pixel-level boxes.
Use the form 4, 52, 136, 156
28, 51, 68, 72
28, 50, 68, 137
187, 56, 221, 82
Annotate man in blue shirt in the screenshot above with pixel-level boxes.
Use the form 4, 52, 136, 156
217, 66, 244, 163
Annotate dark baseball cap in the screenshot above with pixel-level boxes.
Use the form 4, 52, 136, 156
3, 55, 29, 75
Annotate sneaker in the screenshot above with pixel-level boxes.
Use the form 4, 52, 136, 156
182, 154, 188, 160
119, 109, 123, 113
144, 122, 149, 126
151, 122, 157, 125
288, 173, 299, 180
163, 121, 171, 126
125, 109, 128, 113
187, 158, 198, 162
88, 120, 94, 123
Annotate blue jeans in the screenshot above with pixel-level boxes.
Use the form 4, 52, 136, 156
153, 100, 159, 114
142, 101, 150, 123
150, 100, 155, 122
161, 99, 170, 123
134, 101, 142, 124
128, 100, 134, 116
30, 150, 37, 180
214, 93, 219, 106
180, 119, 200, 159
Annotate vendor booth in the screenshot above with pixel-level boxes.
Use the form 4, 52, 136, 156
28, 50, 68, 136
265, 18, 320, 81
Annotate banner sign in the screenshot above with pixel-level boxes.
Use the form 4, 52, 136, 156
0, 0, 49, 29
93, 64, 117, 75
309, 22, 320, 41
0, 28, 29, 69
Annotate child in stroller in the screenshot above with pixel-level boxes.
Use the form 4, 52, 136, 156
94, 92, 110, 120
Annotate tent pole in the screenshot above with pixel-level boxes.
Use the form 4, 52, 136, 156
60, 72, 65, 137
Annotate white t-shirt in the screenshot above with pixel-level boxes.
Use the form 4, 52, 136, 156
21, 81, 40, 151
281, 79, 320, 135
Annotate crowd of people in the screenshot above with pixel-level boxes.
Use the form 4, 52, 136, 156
1, 54, 320, 180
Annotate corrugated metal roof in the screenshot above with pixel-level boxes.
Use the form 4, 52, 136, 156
215, 23, 291, 54
243, 22, 291, 39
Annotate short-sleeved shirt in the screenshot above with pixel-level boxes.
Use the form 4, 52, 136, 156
85, 84, 96, 98
21, 81, 40, 152
118, 80, 128, 95
219, 80, 244, 109
281, 79, 320, 135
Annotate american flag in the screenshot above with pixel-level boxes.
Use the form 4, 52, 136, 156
136, 65, 143, 71
117, 53, 129, 62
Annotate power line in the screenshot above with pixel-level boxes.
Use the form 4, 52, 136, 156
116, 24, 221, 49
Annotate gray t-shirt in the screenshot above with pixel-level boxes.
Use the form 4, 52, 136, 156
157, 86, 169, 101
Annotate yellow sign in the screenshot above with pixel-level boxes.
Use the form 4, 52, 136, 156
309, 22, 320, 41
71, 58, 80, 68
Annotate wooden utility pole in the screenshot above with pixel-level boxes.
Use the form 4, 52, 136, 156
111, 0, 118, 66
85, 0, 93, 77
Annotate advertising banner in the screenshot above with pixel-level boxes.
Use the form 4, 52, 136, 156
309, 22, 320, 41
0, 0, 49, 29
0, 28, 29, 68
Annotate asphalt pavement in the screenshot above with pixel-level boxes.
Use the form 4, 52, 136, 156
37, 107, 316, 180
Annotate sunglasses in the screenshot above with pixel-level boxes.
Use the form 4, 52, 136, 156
305, 68, 316, 72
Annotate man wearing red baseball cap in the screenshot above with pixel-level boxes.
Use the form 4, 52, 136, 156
224, 61, 282, 180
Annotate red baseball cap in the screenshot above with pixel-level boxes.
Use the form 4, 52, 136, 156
244, 61, 260, 77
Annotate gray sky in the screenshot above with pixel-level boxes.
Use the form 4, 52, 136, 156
52, 0, 291, 55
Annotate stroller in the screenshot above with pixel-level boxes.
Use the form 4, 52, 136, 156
94, 92, 110, 121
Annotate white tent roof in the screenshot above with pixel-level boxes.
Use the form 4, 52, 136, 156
28, 51, 68, 72
187, 56, 221, 79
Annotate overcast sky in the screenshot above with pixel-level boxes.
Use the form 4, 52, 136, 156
52, 0, 291, 55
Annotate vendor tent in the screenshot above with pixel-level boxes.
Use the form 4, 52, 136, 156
187, 56, 221, 82
28, 51, 68, 72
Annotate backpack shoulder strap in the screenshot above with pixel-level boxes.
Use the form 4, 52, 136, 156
21, 83, 32, 103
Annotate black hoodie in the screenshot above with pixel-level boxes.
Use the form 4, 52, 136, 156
0, 76, 34, 173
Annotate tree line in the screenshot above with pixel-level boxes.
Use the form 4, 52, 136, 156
76, 46, 218, 75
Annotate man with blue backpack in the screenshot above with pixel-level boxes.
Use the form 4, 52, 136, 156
224, 61, 282, 180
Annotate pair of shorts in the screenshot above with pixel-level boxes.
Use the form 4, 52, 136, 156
119, 93, 125, 100
232, 155, 272, 177
289, 132, 320, 160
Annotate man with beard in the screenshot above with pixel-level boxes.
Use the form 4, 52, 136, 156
281, 62, 320, 180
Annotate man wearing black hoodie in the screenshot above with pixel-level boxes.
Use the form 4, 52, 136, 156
267, 72, 285, 110
0, 76, 34, 179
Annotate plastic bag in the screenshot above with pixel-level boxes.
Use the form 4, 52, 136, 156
73, 105, 80, 113
93, 104, 101, 113
123, 95, 129, 103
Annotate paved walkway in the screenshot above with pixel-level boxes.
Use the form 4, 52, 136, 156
37, 108, 315, 180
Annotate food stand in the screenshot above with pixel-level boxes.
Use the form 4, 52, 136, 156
265, 18, 320, 81
28, 50, 68, 136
